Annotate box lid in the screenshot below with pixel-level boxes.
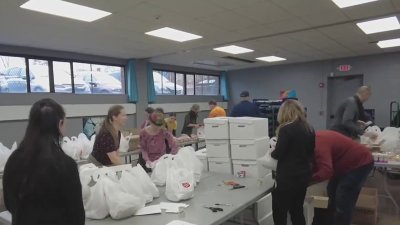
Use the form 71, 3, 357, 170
230, 137, 269, 145
204, 117, 230, 125
229, 117, 268, 125
195, 148, 207, 159
208, 157, 231, 163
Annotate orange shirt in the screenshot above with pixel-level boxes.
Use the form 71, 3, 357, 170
209, 106, 227, 118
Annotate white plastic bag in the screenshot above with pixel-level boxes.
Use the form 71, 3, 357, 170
121, 170, 153, 203
196, 127, 205, 139
119, 133, 132, 153
78, 163, 98, 202
78, 133, 93, 159
62, 137, 80, 160
84, 177, 109, 219
151, 155, 185, 186
165, 167, 195, 202
0, 142, 17, 172
129, 164, 160, 198
102, 175, 142, 219
258, 148, 277, 171
176, 146, 203, 183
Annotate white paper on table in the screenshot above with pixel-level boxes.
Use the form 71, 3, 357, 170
134, 205, 162, 216
166, 220, 196, 225
160, 202, 189, 213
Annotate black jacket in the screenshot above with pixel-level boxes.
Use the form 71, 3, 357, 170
271, 120, 315, 190
3, 147, 85, 225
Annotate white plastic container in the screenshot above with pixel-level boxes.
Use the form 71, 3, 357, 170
230, 137, 269, 160
206, 139, 230, 158
232, 160, 270, 178
208, 158, 233, 174
195, 148, 208, 172
204, 117, 230, 140
256, 193, 273, 224
229, 117, 269, 140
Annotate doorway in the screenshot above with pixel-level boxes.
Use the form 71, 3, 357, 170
327, 75, 364, 128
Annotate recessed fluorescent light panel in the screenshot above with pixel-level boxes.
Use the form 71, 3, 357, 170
357, 16, 400, 34
213, 45, 254, 54
332, 0, 378, 8
20, 0, 111, 22
256, 56, 287, 62
377, 38, 400, 48
145, 27, 202, 42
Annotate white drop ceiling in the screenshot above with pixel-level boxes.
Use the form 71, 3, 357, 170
0, 0, 399, 70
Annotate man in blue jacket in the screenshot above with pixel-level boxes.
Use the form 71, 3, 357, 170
230, 90, 259, 117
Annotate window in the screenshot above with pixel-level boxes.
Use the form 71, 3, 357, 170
29, 59, 49, 92
153, 70, 219, 96
53, 61, 74, 93
74, 62, 124, 94
0, 54, 125, 95
0, 55, 27, 93
153, 70, 175, 95
186, 74, 194, 95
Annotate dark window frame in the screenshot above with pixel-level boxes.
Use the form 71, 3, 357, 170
0, 52, 126, 95
152, 69, 220, 96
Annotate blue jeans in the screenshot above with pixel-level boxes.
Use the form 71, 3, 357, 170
313, 162, 374, 225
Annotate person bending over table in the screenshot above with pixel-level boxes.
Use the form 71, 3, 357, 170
3, 98, 85, 225
140, 111, 178, 169
312, 130, 374, 225
91, 105, 128, 166
271, 100, 315, 225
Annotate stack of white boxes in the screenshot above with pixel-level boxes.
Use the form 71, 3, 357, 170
204, 117, 233, 174
229, 117, 271, 179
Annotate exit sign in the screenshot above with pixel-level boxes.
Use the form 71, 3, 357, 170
337, 65, 352, 72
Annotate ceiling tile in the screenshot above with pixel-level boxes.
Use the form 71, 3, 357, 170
208, 0, 269, 10
150, 0, 226, 18
197, 11, 258, 32
231, 1, 294, 24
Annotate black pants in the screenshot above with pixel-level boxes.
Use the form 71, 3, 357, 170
272, 183, 308, 225
313, 162, 374, 225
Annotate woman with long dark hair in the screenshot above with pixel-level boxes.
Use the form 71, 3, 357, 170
91, 105, 127, 166
271, 100, 315, 225
3, 98, 85, 225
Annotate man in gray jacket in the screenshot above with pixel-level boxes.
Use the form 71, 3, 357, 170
330, 86, 373, 139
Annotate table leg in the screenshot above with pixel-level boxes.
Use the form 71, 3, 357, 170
380, 169, 400, 216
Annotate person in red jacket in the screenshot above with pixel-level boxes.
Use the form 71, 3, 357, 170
312, 130, 373, 225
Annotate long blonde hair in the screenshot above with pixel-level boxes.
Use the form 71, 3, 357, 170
99, 105, 124, 145
276, 100, 312, 136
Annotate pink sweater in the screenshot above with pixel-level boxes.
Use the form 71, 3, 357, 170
140, 129, 178, 162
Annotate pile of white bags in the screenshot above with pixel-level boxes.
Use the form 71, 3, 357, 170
377, 127, 400, 154
80, 164, 159, 220
62, 133, 96, 160
150, 146, 202, 202
0, 142, 17, 172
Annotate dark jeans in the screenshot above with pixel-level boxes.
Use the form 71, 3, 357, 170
312, 162, 374, 225
272, 184, 308, 225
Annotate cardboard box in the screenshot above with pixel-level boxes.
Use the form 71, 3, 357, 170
208, 157, 232, 174
206, 139, 231, 158
229, 117, 269, 140
231, 137, 269, 160
204, 117, 230, 140
232, 160, 271, 178
352, 187, 378, 225
195, 148, 208, 172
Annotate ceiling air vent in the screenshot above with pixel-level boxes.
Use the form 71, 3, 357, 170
222, 56, 256, 63
192, 60, 233, 67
